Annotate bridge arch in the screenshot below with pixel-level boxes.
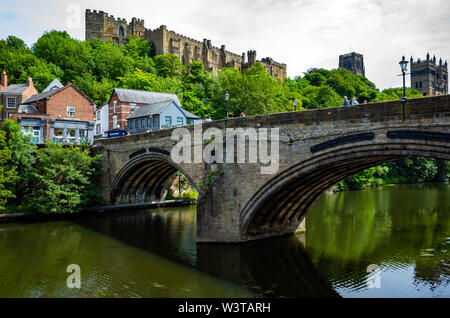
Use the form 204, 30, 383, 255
240, 140, 450, 241
110, 153, 199, 205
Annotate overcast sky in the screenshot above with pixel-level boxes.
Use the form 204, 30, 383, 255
1, 0, 449, 89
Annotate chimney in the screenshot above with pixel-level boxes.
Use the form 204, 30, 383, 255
1, 71, 7, 89
27, 77, 34, 87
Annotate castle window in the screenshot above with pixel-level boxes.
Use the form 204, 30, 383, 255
119, 26, 125, 37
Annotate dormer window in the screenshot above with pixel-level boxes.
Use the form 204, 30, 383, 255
67, 106, 76, 117
6, 97, 16, 109
130, 103, 136, 113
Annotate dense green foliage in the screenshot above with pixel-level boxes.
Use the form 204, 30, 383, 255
0, 119, 102, 214
0, 31, 447, 202
0, 31, 423, 118
335, 158, 450, 191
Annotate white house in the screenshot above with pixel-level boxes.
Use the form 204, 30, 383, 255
95, 103, 109, 138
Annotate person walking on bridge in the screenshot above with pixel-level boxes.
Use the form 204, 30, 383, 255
351, 97, 359, 105
343, 96, 350, 106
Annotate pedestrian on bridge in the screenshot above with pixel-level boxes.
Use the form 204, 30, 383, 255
343, 96, 350, 106
351, 97, 359, 105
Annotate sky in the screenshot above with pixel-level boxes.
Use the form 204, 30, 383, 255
1, 0, 449, 89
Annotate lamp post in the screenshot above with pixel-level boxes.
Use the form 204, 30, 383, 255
399, 56, 409, 121
293, 98, 298, 112
225, 91, 230, 119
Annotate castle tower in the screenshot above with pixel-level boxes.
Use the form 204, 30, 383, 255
85, 9, 106, 41
247, 50, 257, 67
85, 9, 145, 44
410, 53, 448, 96
339, 52, 365, 76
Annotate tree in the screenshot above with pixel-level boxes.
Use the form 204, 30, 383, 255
0, 120, 36, 206
32, 30, 91, 83
27, 143, 102, 214
123, 35, 151, 59
0, 118, 17, 210
154, 54, 184, 77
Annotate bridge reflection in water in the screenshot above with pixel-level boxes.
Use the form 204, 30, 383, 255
74, 206, 339, 298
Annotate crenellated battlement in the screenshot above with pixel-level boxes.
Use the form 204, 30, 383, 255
85, 8, 286, 79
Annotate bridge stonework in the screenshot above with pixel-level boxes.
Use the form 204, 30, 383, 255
93, 95, 450, 243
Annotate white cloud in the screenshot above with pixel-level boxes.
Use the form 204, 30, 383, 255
0, 0, 449, 89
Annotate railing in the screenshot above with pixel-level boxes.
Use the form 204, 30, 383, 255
50, 137, 93, 145
160, 123, 184, 130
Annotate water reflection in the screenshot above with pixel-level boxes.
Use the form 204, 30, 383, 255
305, 183, 450, 297
0, 183, 448, 298
73, 207, 338, 298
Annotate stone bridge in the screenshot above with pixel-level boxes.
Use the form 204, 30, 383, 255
93, 95, 450, 243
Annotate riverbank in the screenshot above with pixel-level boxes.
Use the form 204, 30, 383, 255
0, 199, 197, 224
326, 181, 449, 195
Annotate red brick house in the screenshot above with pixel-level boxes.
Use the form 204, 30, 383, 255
8, 81, 96, 144
0, 72, 39, 121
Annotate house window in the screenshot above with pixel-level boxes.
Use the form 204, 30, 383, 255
96, 124, 101, 135
54, 128, 64, 143
177, 117, 183, 126
113, 116, 118, 129
130, 120, 134, 130
113, 101, 117, 114
96, 111, 101, 120
79, 129, 87, 142
6, 97, 16, 109
141, 118, 145, 129
147, 117, 151, 127
153, 117, 158, 126
165, 116, 172, 126
66, 129, 76, 143
67, 106, 76, 117
130, 104, 136, 113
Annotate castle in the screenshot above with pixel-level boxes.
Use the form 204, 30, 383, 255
339, 52, 365, 77
410, 53, 448, 96
85, 9, 287, 80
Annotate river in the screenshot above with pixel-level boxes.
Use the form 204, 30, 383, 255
0, 183, 448, 298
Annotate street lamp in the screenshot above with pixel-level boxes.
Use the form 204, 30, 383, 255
399, 56, 409, 121
225, 91, 230, 119
293, 98, 298, 112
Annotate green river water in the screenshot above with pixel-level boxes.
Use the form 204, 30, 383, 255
0, 183, 448, 298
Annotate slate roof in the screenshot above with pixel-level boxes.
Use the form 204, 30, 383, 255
181, 109, 200, 119
127, 100, 173, 119
0, 84, 29, 94
18, 104, 41, 114
23, 86, 65, 103
23, 84, 95, 106
43, 78, 64, 92
113, 88, 182, 106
